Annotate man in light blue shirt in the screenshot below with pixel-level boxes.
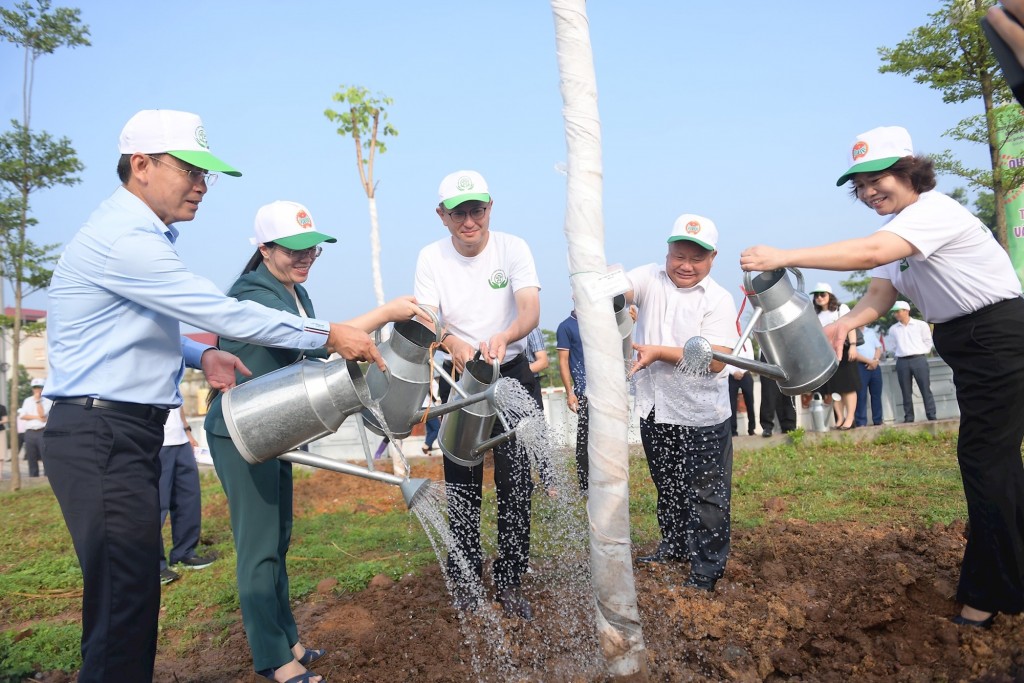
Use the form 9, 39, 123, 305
854, 325, 884, 427
43, 110, 390, 683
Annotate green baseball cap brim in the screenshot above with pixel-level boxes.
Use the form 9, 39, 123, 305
168, 149, 242, 177
667, 235, 715, 251
835, 156, 901, 186
274, 231, 338, 250
442, 193, 491, 210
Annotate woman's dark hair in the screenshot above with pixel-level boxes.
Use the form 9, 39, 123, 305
241, 246, 266, 275
848, 154, 936, 198
813, 292, 839, 313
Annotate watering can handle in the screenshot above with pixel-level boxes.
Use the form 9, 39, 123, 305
788, 267, 805, 293
424, 307, 443, 344
742, 267, 807, 296
468, 350, 501, 384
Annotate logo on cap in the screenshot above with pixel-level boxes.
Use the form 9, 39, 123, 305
195, 126, 209, 149
685, 220, 701, 235
851, 141, 868, 161
295, 210, 313, 230
488, 269, 509, 289
456, 176, 475, 191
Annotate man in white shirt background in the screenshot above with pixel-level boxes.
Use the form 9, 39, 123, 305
886, 301, 937, 423
19, 377, 51, 477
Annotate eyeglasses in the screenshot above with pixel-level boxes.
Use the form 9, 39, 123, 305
272, 244, 323, 260
446, 206, 488, 224
147, 155, 218, 186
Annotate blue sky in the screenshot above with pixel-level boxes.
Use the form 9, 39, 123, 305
0, 1, 987, 331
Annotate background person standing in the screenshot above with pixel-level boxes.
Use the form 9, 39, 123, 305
19, 378, 50, 477
157, 407, 214, 585
556, 309, 589, 493
854, 326, 884, 427
886, 300, 936, 423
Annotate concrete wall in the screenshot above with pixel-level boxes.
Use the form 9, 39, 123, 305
189, 356, 961, 467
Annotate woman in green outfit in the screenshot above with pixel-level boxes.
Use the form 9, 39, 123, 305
206, 200, 422, 683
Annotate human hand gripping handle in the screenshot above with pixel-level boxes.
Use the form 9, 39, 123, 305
739, 245, 788, 272
327, 324, 386, 371
201, 349, 252, 391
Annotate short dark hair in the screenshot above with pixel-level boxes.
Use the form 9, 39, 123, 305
848, 154, 936, 198
116, 154, 132, 183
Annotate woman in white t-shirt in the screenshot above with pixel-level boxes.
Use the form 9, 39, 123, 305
740, 125, 1024, 630
809, 283, 859, 430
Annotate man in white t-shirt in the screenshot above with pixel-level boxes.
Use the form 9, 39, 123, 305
626, 214, 738, 592
414, 170, 540, 619
885, 300, 936, 422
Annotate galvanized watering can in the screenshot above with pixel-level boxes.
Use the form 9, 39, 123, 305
683, 268, 837, 396
221, 357, 430, 509
361, 310, 442, 439
436, 353, 516, 468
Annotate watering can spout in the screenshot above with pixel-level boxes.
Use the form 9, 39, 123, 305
399, 477, 432, 509
279, 450, 432, 511
682, 336, 789, 383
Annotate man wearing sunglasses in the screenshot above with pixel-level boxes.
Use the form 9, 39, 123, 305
414, 170, 541, 619
44, 109, 395, 683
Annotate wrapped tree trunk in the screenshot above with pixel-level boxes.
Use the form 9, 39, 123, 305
551, 1, 647, 678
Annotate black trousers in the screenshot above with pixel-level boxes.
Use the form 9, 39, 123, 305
759, 375, 796, 432
43, 403, 166, 683
728, 373, 755, 435
439, 355, 534, 592
933, 297, 1024, 614
23, 428, 45, 476
639, 410, 733, 580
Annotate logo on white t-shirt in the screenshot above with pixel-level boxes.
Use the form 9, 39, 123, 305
898, 257, 909, 272
488, 269, 509, 289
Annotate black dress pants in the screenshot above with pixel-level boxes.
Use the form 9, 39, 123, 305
439, 355, 534, 593
759, 375, 796, 433
933, 297, 1024, 614
728, 373, 755, 435
43, 403, 165, 683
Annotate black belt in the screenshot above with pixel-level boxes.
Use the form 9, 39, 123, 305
53, 397, 170, 424
897, 354, 924, 360
500, 353, 526, 371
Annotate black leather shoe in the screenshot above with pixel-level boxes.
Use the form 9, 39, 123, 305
761, 429, 773, 438
683, 573, 717, 592
951, 613, 995, 629
497, 586, 533, 620
636, 544, 683, 564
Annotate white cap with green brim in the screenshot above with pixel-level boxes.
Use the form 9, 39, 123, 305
836, 125, 913, 186
250, 201, 337, 250
667, 213, 718, 251
438, 170, 491, 210
118, 109, 241, 177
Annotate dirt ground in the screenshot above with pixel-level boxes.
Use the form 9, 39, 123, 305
39, 455, 1024, 683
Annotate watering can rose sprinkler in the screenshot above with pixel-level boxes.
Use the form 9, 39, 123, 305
682, 268, 838, 395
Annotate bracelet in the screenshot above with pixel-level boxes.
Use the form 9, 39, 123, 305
184, 427, 192, 431
440, 332, 453, 345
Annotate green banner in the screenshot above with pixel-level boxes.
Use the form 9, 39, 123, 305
997, 107, 1024, 288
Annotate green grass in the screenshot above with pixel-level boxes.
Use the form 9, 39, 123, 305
0, 428, 973, 676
